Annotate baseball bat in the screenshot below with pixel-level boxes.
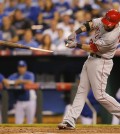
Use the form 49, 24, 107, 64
0, 40, 53, 53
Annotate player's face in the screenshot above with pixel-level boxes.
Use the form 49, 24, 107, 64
18, 66, 27, 75
103, 24, 115, 32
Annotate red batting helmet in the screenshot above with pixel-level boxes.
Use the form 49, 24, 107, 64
102, 9, 120, 27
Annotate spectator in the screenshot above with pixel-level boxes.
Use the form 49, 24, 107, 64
99, 0, 112, 13
12, 9, 33, 39
34, 0, 45, 19
112, 1, 120, 11
69, 19, 75, 33
0, 30, 2, 40
43, 19, 58, 43
0, 16, 18, 42
84, 11, 92, 21
17, 29, 39, 50
79, 32, 88, 44
71, 0, 81, 13
5, 0, 18, 16
41, 0, 59, 24
79, 0, 95, 8
55, 0, 70, 14
21, 0, 39, 22
35, 13, 49, 31
0, 3, 7, 26
34, 30, 43, 45
74, 10, 86, 31
51, 28, 66, 51
40, 34, 53, 50
112, 0, 120, 2
8, 60, 37, 124
17, 0, 26, 10
57, 10, 72, 38
91, 4, 101, 18
28, 0, 46, 24
83, 1, 92, 12
52, 0, 72, 4
37, 0, 45, 11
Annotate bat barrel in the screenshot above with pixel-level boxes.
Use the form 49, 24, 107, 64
0, 40, 53, 52
0, 40, 30, 49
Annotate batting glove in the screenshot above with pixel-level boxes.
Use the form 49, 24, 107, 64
65, 39, 77, 48
68, 32, 76, 41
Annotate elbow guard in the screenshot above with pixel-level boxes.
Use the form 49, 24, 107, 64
75, 21, 92, 34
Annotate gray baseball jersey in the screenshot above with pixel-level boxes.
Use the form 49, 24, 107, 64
92, 18, 120, 59
62, 18, 120, 128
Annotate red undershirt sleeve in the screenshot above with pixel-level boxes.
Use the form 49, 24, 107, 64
90, 43, 99, 52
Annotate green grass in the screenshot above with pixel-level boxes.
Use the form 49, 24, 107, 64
0, 124, 119, 127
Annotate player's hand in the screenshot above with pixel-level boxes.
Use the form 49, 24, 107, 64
68, 32, 76, 41
15, 79, 23, 85
65, 40, 77, 48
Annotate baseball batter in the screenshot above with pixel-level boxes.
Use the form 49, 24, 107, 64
58, 9, 120, 129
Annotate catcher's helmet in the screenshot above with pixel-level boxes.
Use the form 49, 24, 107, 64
102, 9, 120, 27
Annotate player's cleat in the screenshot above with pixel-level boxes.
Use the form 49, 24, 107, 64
58, 122, 75, 130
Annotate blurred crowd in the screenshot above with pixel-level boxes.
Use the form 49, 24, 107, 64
0, 0, 120, 53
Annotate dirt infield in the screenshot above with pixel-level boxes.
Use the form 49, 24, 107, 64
0, 125, 120, 134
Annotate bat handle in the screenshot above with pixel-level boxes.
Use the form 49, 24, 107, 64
76, 43, 81, 45
76, 43, 82, 49
0, 40, 30, 49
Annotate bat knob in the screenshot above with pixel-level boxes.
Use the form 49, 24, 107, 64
64, 40, 67, 44
64, 40, 69, 47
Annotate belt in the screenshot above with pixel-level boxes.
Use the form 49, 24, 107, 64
90, 53, 101, 58
90, 53, 111, 60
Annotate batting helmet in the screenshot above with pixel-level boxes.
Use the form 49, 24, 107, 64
102, 9, 120, 27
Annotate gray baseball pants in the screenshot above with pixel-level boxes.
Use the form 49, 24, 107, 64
63, 56, 120, 127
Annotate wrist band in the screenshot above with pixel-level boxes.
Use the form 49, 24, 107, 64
75, 28, 82, 34
76, 43, 82, 49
